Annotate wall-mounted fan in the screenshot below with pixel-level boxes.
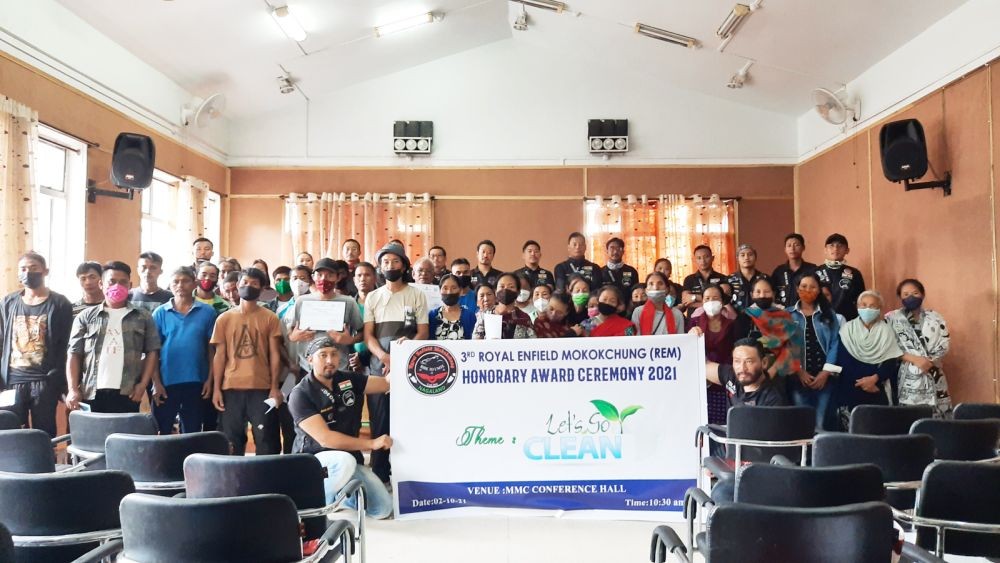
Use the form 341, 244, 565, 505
181, 93, 226, 128
812, 87, 860, 127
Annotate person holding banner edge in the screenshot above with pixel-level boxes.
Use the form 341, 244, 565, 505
288, 335, 394, 519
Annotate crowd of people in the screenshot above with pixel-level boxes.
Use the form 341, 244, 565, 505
0, 230, 953, 518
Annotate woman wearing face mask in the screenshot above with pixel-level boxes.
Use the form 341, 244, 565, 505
886, 279, 952, 416
653, 258, 685, 313
531, 284, 552, 316
734, 277, 803, 378
587, 285, 636, 337
689, 284, 735, 424
429, 274, 476, 340
788, 273, 845, 429
628, 283, 646, 317
566, 275, 593, 326
833, 290, 903, 430
472, 275, 536, 339
632, 272, 684, 336
533, 291, 580, 338
513, 273, 539, 322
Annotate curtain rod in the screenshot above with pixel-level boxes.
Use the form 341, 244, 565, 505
227, 193, 747, 201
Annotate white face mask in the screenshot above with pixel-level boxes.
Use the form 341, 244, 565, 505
533, 298, 549, 311
703, 300, 723, 317
518, 289, 531, 303
292, 279, 311, 297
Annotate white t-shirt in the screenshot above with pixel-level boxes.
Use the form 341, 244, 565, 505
95, 307, 128, 390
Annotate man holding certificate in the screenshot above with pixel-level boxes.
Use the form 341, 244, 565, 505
288, 259, 364, 374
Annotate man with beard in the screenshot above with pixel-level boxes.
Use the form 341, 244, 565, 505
288, 336, 393, 519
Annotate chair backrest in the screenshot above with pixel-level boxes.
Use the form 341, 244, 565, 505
813, 433, 934, 509
0, 469, 135, 562
953, 402, 1000, 421
119, 493, 304, 563
105, 431, 230, 491
184, 453, 327, 539
910, 418, 1000, 461
735, 463, 885, 508
68, 411, 158, 453
0, 410, 21, 430
0, 429, 56, 473
707, 501, 893, 563
849, 405, 934, 435
726, 406, 816, 462
0, 521, 13, 563
915, 461, 1000, 558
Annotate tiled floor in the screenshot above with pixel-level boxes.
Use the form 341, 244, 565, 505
336, 514, 683, 563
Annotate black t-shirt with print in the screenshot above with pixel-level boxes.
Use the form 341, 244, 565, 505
553, 258, 599, 292
3, 291, 73, 385
726, 270, 770, 312
815, 265, 866, 321
771, 261, 817, 308
717, 364, 787, 408
288, 371, 368, 463
515, 266, 555, 290
599, 264, 641, 296
469, 267, 503, 290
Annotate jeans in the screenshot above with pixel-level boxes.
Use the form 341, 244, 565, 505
0, 380, 60, 437
314, 450, 393, 520
788, 378, 833, 430
151, 382, 204, 434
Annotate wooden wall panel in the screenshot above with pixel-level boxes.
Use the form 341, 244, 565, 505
586, 166, 794, 199
737, 198, 796, 272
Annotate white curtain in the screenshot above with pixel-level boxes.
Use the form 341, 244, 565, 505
176, 175, 209, 243
0, 96, 39, 293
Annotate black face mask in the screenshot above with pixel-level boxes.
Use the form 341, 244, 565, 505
496, 289, 518, 306
239, 286, 261, 301
383, 269, 403, 283
597, 302, 617, 316
441, 293, 460, 306
455, 275, 471, 289
753, 297, 773, 310
633, 299, 647, 307
19, 271, 44, 290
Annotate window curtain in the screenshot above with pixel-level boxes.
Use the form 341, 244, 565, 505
587, 193, 736, 281
0, 96, 39, 293
284, 192, 433, 264
176, 175, 209, 243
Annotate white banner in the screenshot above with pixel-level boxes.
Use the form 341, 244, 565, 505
389, 334, 706, 521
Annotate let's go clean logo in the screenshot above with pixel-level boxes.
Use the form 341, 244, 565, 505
522, 399, 643, 461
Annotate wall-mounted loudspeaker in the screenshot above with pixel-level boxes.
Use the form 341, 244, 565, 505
394, 121, 433, 154
589, 119, 628, 154
110, 133, 156, 190
878, 118, 951, 196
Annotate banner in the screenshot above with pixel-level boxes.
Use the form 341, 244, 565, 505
390, 334, 706, 521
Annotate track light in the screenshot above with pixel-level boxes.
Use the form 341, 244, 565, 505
634, 23, 699, 49
271, 5, 307, 42
717, 4, 750, 38
277, 73, 296, 94
374, 12, 440, 37
727, 61, 753, 89
509, 0, 566, 12
513, 9, 529, 31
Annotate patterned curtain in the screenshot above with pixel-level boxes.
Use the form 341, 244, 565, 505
285, 192, 433, 263
0, 96, 39, 293
586, 193, 736, 281
176, 175, 209, 242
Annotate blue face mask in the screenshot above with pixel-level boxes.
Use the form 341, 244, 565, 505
665, 294, 676, 307
858, 308, 881, 324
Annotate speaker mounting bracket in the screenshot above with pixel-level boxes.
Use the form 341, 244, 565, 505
903, 172, 951, 197
87, 179, 135, 203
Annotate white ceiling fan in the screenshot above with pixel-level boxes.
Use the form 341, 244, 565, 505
181, 93, 226, 128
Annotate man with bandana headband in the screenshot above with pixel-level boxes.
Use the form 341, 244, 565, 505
0, 251, 73, 436
364, 242, 429, 484
288, 336, 393, 519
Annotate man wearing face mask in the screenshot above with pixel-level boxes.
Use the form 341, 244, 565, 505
554, 232, 599, 292
726, 244, 769, 312
470, 240, 503, 289
291, 265, 313, 299
0, 252, 73, 436
66, 261, 161, 413
450, 258, 478, 313
515, 240, 554, 290
194, 262, 231, 315
289, 259, 364, 374
364, 243, 429, 484
815, 233, 866, 321
598, 238, 639, 302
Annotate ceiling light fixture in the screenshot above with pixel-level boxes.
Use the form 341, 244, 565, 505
716, 0, 762, 52
509, 0, 566, 13
634, 23, 699, 49
727, 61, 753, 89
277, 73, 296, 94
374, 12, 440, 37
271, 5, 307, 42
513, 8, 529, 31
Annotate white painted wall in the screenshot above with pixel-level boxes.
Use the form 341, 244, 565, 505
0, 0, 230, 159
797, 0, 1000, 159
228, 39, 799, 167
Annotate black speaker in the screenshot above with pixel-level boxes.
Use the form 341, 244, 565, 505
879, 119, 928, 182
110, 133, 155, 190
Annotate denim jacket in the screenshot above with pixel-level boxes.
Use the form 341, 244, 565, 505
788, 302, 845, 366
68, 303, 161, 399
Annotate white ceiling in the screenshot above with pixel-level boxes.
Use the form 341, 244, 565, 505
56, 0, 968, 120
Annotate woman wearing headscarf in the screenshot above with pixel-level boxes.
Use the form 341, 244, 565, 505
885, 279, 952, 416
833, 290, 903, 430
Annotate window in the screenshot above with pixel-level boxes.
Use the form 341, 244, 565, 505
33, 125, 86, 297
140, 172, 221, 272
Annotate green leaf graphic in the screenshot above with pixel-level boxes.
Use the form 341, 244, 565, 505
619, 405, 643, 423
590, 399, 620, 423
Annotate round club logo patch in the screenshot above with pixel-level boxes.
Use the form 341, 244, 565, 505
406, 345, 458, 396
